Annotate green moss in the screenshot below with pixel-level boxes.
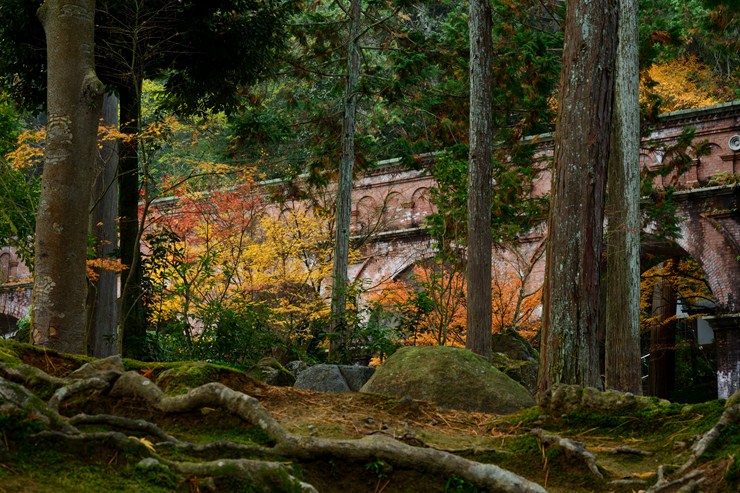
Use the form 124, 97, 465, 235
501, 406, 542, 427
0, 339, 24, 366
0, 407, 47, 441
154, 361, 244, 394
724, 456, 740, 484
1, 441, 183, 493
163, 411, 275, 448
559, 399, 724, 441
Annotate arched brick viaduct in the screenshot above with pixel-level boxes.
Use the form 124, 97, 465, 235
1, 101, 739, 332
354, 102, 740, 314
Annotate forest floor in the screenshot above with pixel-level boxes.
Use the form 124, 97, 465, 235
1, 340, 739, 493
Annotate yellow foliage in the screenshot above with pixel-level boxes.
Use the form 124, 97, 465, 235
640, 258, 713, 333
640, 56, 720, 112
145, 192, 348, 346
5, 129, 45, 171
129, 436, 156, 453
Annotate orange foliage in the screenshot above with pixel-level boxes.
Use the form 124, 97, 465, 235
369, 256, 542, 348
86, 258, 125, 282
370, 262, 466, 347
491, 262, 542, 339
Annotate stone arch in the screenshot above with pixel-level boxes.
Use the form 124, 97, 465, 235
353, 196, 377, 232
0, 252, 10, 283
410, 187, 432, 226
674, 214, 740, 312
380, 191, 404, 230
639, 151, 655, 169
354, 236, 436, 290
696, 142, 723, 185
0, 285, 32, 337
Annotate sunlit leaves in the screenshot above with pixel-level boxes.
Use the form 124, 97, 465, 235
640, 55, 721, 112
143, 185, 347, 354
369, 257, 542, 348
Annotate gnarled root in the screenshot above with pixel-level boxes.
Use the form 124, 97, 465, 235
531, 428, 602, 479
646, 402, 740, 492
5, 368, 550, 493
108, 370, 548, 493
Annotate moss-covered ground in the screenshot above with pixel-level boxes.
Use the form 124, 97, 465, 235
1, 339, 738, 492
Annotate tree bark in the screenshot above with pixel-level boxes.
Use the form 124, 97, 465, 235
466, 0, 494, 361
88, 92, 120, 357
329, 0, 362, 363
538, 0, 617, 396
118, 84, 146, 359
604, 0, 641, 393
648, 261, 676, 399
32, 0, 104, 354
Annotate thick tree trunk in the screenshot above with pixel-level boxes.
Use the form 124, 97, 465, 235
605, 0, 641, 393
32, 0, 104, 354
538, 0, 617, 396
648, 262, 676, 399
329, 0, 362, 363
466, 0, 494, 360
118, 84, 146, 359
88, 92, 120, 357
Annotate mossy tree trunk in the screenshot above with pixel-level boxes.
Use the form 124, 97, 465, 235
605, 0, 642, 394
329, 0, 362, 363
538, 0, 617, 396
466, 0, 494, 361
32, 0, 103, 354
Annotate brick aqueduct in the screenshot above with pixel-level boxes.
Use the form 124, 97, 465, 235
1, 101, 739, 392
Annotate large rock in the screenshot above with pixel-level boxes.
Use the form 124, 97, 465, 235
490, 330, 540, 394
293, 364, 375, 392
360, 346, 535, 414
69, 355, 124, 379
247, 357, 296, 386
491, 352, 539, 395
492, 328, 539, 362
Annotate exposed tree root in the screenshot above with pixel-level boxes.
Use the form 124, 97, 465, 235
3, 369, 550, 493
530, 428, 602, 478
646, 468, 704, 492
611, 446, 651, 456
677, 402, 740, 475
0, 376, 76, 434
646, 402, 740, 492
155, 457, 319, 493
69, 413, 180, 443
32, 430, 313, 492
0, 362, 66, 388
109, 371, 549, 493
48, 376, 113, 411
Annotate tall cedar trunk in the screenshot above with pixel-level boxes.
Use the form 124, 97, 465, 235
32, 0, 103, 354
648, 261, 677, 398
604, 0, 641, 393
87, 92, 120, 357
537, 0, 617, 396
118, 84, 146, 359
329, 0, 362, 363
466, 0, 494, 360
